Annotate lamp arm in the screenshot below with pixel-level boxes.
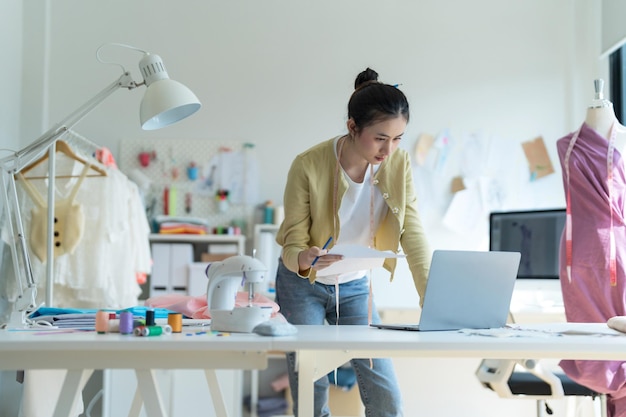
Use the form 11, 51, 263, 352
0, 71, 138, 175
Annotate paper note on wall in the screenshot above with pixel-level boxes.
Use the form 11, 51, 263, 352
521, 136, 554, 181
450, 176, 466, 193
414, 133, 435, 166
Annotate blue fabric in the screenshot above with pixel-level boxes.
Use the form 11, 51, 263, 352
124, 306, 174, 319
275, 259, 403, 417
30, 306, 175, 319
29, 307, 98, 318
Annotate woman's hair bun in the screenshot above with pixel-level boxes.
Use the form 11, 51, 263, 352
354, 67, 379, 89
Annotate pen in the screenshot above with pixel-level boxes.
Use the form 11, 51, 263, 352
311, 237, 333, 266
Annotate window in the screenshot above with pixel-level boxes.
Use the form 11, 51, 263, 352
609, 45, 626, 124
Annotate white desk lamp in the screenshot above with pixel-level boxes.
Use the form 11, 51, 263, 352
0, 43, 201, 328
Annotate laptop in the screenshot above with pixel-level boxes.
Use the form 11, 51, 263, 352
371, 250, 521, 331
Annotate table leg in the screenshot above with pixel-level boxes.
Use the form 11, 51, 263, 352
296, 350, 354, 417
204, 370, 229, 417
128, 386, 143, 417
250, 369, 259, 417
135, 369, 168, 417
53, 369, 93, 417
297, 354, 316, 417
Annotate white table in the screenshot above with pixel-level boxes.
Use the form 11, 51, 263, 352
270, 323, 626, 417
0, 329, 271, 417
1, 323, 624, 417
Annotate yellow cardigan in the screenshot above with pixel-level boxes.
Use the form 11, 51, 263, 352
276, 137, 431, 302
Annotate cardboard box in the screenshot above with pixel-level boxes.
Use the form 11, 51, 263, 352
201, 253, 237, 262
285, 384, 364, 417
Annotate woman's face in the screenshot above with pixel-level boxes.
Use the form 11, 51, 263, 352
350, 116, 407, 165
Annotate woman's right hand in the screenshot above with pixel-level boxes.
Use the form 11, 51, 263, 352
298, 246, 344, 272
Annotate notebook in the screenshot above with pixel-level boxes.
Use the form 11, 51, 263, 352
371, 250, 521, 331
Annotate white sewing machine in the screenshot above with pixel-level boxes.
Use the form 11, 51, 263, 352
205, 255, 272, 333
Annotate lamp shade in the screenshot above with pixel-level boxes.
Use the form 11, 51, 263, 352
140, 79, 201, 130
138, 53, 201, 130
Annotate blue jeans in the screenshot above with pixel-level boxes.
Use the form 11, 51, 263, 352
275, 259, 403, 417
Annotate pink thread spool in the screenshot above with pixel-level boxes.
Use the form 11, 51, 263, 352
95, 310, 109, 334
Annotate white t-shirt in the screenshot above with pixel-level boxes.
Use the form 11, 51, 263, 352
315, 137, 388, 285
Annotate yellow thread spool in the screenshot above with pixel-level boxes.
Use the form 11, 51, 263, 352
168, 313, 183, 333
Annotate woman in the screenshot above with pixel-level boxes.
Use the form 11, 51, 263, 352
275, 67, 431, 416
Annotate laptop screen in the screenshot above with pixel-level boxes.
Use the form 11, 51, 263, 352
489, 209, 565, 280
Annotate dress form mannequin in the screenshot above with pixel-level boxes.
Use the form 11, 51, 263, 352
557, 79, 626, 416
584, 79, 626, 152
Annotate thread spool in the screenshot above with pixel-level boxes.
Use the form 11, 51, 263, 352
263, 202, 274, 224
95, 310, 109, 334
168, 313, 183, 333
134, 325, 172, 337
108, 319, 120, 333
145, 309, 155, 326
119, 311, 134, 335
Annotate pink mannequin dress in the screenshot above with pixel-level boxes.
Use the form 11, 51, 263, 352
557, 122, 626, 416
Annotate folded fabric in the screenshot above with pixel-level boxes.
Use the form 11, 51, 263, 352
144, 292, 280, 319
243, 395, 288, 416
159, 223, 208, 234
607, 316, 626, 333
154, 215, 210, 226
34, 314, 96, 329
29, 307, 98, 318
30, 306, 174, 322
270, 373, 290, 392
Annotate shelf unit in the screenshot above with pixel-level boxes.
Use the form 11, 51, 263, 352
149, 233, 246, 256
142, 233, 246, 299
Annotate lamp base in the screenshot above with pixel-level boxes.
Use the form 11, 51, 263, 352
210, 306, 272, 333
5, 310, 28, 330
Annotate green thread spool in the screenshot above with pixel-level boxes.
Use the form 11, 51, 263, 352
134, 325, 172, 337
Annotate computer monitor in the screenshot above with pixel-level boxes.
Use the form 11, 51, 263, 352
489, 209, 566, 280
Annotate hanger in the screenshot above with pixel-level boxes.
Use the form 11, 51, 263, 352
18, 140, 107, 179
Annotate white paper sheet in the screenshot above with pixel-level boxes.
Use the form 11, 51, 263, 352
316, 244, 405, 277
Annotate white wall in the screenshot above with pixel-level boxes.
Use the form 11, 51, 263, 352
17, 2, 603, 192
601, 0, 626, 57
0, 0, 23, 151
17, 0, 608, 251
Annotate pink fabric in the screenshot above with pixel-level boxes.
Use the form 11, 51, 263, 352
95, 147, 118, 169
144, 292, 280, 319
557, 123, 626, 416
